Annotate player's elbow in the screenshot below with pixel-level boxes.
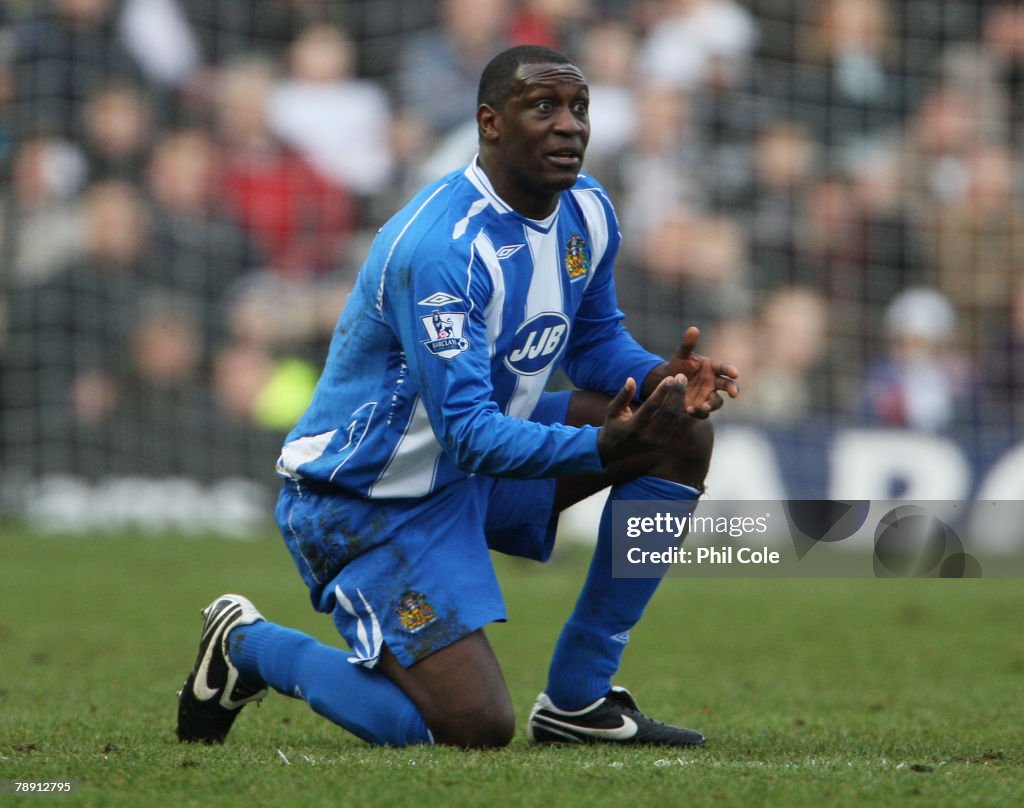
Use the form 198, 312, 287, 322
445, 432, 490, 475
443, 416, 503, 476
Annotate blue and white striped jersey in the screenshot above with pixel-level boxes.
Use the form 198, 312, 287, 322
276, 158, 663, 498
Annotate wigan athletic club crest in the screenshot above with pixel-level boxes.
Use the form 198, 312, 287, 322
420, 309, 469, 359
396, 591, 437, 633
564, 233, 590, 280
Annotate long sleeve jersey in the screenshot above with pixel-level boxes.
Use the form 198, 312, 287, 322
276, 158, 663, 498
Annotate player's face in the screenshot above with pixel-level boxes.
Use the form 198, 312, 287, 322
483, 62, 590, 218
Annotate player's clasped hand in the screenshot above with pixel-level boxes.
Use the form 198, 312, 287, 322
598, 326, 741, 464
670, 326, 740, 418
598, 374, 692, 464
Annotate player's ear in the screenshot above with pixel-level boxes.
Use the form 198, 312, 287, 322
477, 104, 500, 143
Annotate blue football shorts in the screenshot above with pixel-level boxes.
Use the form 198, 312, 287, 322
274, 390, 573, 669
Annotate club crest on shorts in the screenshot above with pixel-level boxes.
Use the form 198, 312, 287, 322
564, 233, 589, 280
420, 310, 469, 359
396, 591, 437, 633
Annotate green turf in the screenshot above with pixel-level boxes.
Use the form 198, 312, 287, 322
1, 525, 1021, 807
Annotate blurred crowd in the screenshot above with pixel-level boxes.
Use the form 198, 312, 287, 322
2, 0, 1024, 481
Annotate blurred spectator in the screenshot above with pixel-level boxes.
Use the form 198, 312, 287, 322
224, 270, 351, 359
797, 172, 861, 292
0, 8, 14, 162
267, 23, 393, 196
208, 339, 319, 477
120, 292, 207, 471
794, 172, 875, 406
576, 19, 638, 171
112, 290, 291, 478
129, 293, 202, 392
846, 142, 928, 303
984, 281, 1024, 435
178, 0, 321, 68
117, 0, 201, 91
5, 180, 151, 474
510, 0, 593, 53
636, 0, 762, 210
740, 119, 818, 290
172, 0, 352, 132
901, 82, 1005, 213
635, 0, 757, 93
902, 0, 990, 77
863, 287, 971, 432
213, 56, 356, 278
716, 286, 830, 424
80, 82, 153, 182
922, 143, 1024, 350
145, 127, 264, 357
214, 343, 276, 424
981, 2, 1024, 142
795, 166, 917, 319
391, 0, 515, 204
5, 134, 88, 285
115, 290, 269, 477
328, 2, 439, 83
702, 317, 757, 408
743, 0, 806, 63
397, 0, 512, 138
784, 0, 912, 159
212, 262, 333, 457
792, 143, 926, 346
213, 343, 318, 431
10, 0, 142, 140
178, 0, 436, 85
689, 68, 763, 211
613, 84, 706, 237
755, 285, 830, 421
617, 211, 751, 358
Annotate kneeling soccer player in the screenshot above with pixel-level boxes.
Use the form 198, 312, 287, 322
176, 45, 739, 748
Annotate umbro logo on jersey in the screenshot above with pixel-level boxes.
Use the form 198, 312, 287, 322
418, 292, 463, 306
495, 243, 525, 260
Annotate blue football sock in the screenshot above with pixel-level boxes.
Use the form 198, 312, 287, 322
228, 620, 432, 746
545, 476, 700, 710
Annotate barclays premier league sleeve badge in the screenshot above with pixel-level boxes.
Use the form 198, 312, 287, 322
420, 309, 470, 359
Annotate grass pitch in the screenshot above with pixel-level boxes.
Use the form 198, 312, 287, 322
1, 525, 1021, 807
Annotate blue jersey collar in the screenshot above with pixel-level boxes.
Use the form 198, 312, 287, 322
466, 156, 560, 232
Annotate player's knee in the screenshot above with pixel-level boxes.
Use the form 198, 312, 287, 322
650, 418, 714, 489
430, 703, 515, 749
466, 711, 515, 749
687, 418, 714, 469
430, 712, 512, 749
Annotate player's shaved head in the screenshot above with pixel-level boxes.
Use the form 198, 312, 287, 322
477, 45, 578, 110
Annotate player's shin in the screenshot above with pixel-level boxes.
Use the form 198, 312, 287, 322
544, 476, 699, 711
228, 621, 432, 746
